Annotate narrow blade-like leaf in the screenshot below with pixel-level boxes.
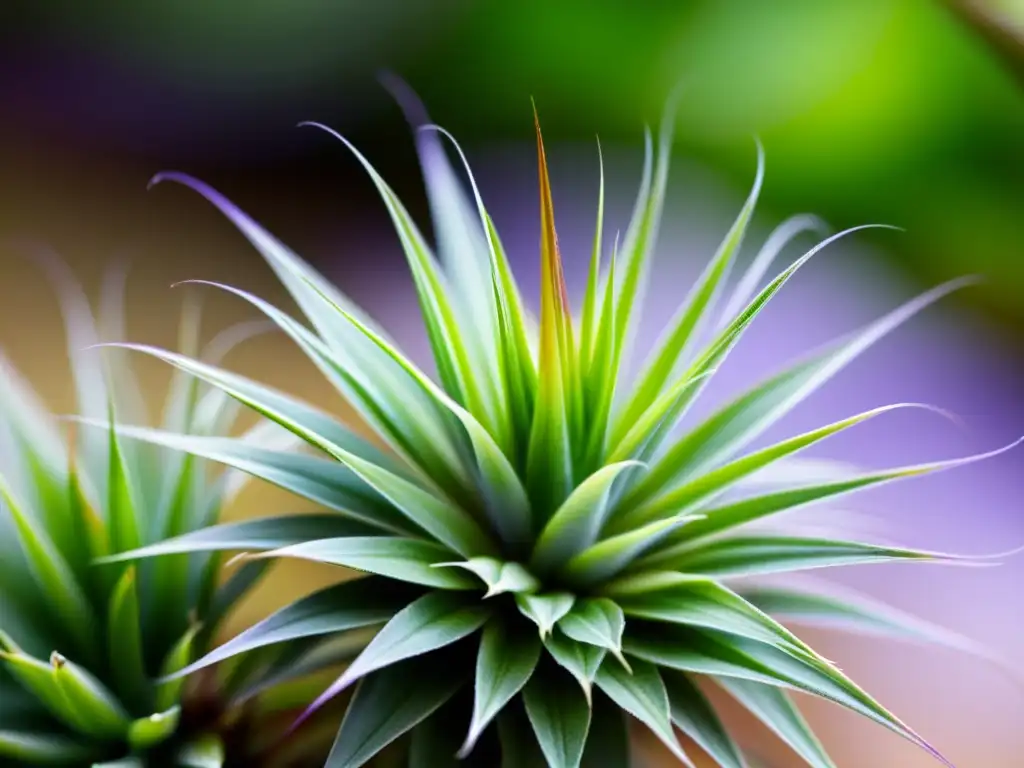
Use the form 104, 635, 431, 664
460, 617, 542, 756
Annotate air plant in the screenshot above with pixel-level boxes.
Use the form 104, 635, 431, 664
0, 260, 338, 766
99, 88, 1019, 768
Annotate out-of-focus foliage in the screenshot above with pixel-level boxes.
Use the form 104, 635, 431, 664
4, 0, 1022, 328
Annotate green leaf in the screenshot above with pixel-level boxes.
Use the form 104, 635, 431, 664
594, 657, 691, 766
662, 671, 746, 768
93, 758, 145, 768
577, 137, 606, 375
497, 698, 548, 768
104, 341, 409, 476
307, 592, 488, 719
715, 676, 835, 768
395, 92, 500, 367
580, 691, 631, 768
611, 97, 677, 368
581, 237, 619, 472
301, 279, 532, 551
437, 557, 540, 598
717, 213, 829, 326
516, 593, 575, 638
34, 247, 110, 490
170, 577, 416, 679
325, 657, 463, 768
654, 436, 1023, 547
51, 653, 131, 739
531, 461, 643, 575
299, 124, 508, 457
198, 559, 270, 643
100, 514, 383, 562
155, 624, 200, 711
605, 372, 714, 464
0, 650, 85, 733
151, 176, 479, 499
106, 567, 148, 712
460, 617, 542, 756
83, 421, 411, 535
646, 534, 967, 577
738, 582, 1008, 666
543, 630, 605, 704
630, 278, 976, 505
0, 730, 95, 764
409, 705, 464, 768
616, 576, 814, 657
523, 662, 591, 768
556, 598, 629, 670
255, 537, 478, 590
127, 706, 181, 752
106, 414, 143, 554
110, 338, 491, 558
625, 627, 952, 767
0, 475, 97, 662
560, 515, 699, 587
617, 225, 901, 469
176, 734, 226, 768
620, 403, 939, 529
232, 630, 371, 705
612, 141, 763, 447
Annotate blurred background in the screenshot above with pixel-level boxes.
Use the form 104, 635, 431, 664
1, 0, 1022, 765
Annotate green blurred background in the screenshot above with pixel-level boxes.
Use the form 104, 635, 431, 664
2, 0, 1022, 328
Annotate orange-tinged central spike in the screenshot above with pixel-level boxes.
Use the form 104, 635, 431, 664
532, 109, 573, 391
534, 107, 572, 352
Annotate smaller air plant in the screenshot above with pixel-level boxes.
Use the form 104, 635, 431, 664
0, 258, 338, 767
102, 87, 1018, 768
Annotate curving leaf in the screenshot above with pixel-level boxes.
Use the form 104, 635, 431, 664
652, 436, 1023, 548
516, 593, 575, 639
625, 626, 952, 767
645, 534, 977, 577
543, 630, 605, 704
612, 141, 764, 446
325, 657, 464, 768
532, 461, 643, 574
105, 568, 147, 712
595, 657, 692, 766
561, 515, 699, 587
460, 617, 542, 757
168, 577, 418, 679
620, 403, 946, 528
77, 420, 410, 535
663, 671, 746, 768
0, 730, 96, 764
0, 475, 96, 662
437, 557, 539, 598
300, 592, 488, 723
253, 537, 480, 590
523, 662, 591, 768
715, 676, 835, 768
580, 691, 631, 768
99, 514, 382, 562
631, 279, 977, 504
738, 580, 1015, 670
556, 598, 629, 670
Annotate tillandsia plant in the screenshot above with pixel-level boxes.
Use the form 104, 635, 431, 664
0, 259, 340, 767
101, 88, 1019, 768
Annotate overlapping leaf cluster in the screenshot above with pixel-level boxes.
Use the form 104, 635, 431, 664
0, 263, 335, 767
106, 94, 1015, 768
